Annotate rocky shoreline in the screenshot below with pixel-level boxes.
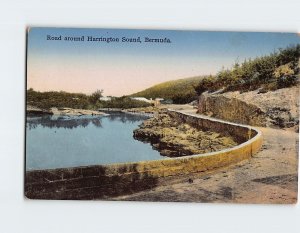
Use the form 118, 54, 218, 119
27, 105, 108, 116
50, 107, 108, 116
27, 105, 161, 116
133, 112, 238, 157
122, 106, 162, 115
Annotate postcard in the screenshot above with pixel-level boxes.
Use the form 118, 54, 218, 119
25, 27, 299, 203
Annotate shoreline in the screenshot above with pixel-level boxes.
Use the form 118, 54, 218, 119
26, 105, 161, 116
133, 111, 239, 157
27, 105, 108, 116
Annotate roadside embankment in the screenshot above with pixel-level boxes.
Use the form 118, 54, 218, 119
198, 86, 299, 130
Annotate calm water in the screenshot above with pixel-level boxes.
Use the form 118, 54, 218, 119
26, 113, 163, 171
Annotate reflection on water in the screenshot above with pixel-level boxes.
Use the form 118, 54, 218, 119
26, 113, 162, 171
27, 113, 150, 130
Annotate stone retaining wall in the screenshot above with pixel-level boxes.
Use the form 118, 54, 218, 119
25, 110, 263, 200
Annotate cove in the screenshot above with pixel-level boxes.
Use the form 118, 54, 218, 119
26, 112, 163, 171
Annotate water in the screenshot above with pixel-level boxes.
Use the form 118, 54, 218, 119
26, 113, 163, 171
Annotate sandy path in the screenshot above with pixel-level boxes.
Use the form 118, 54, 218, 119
112, 108, 298, 204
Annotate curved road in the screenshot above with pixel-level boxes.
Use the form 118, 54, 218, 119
113, 105, 298, 203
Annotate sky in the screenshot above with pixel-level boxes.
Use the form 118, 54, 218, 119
27, 27, 300, 96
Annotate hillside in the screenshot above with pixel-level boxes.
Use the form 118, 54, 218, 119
194, 45, 300, 95
130, 76, 206, 104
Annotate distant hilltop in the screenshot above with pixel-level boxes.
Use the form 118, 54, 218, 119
129, 76, 207, 104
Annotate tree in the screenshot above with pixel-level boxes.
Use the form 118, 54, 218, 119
194, 75, 216, 95
89, 89, 103, 105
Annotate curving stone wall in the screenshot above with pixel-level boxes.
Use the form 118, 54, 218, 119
25, 110, 263, 200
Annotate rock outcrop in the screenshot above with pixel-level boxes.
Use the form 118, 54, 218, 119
133, 113, 238, 157
50, 107, 107, 116
27, 106, 108, 116
27, 105, 53, 115
198, 86, 299, 130
123, 106, 162, 114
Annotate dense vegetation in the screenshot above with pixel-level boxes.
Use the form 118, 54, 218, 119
130, 76, 206, 104
27, 89, 92, 109
27, 89, 151, 110
195, 45, 300, 95
99, 96, 151, 109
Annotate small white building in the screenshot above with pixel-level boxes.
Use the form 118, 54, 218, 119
130, 97, 152, 103
154, 98, 164, 106
100, 96, 112, 101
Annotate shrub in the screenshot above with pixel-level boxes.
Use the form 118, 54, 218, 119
277, 75, 298, 89
274, 63, 295, 78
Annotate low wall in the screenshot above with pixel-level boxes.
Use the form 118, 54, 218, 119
25, 110, 263, 200
167, 110, 258, 143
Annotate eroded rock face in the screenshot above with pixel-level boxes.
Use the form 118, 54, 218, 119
198, 86, 299, 129
198, 94, 267, 126
133, 113, 238, 157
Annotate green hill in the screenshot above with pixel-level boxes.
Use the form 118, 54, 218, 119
130, 76, 207, 104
